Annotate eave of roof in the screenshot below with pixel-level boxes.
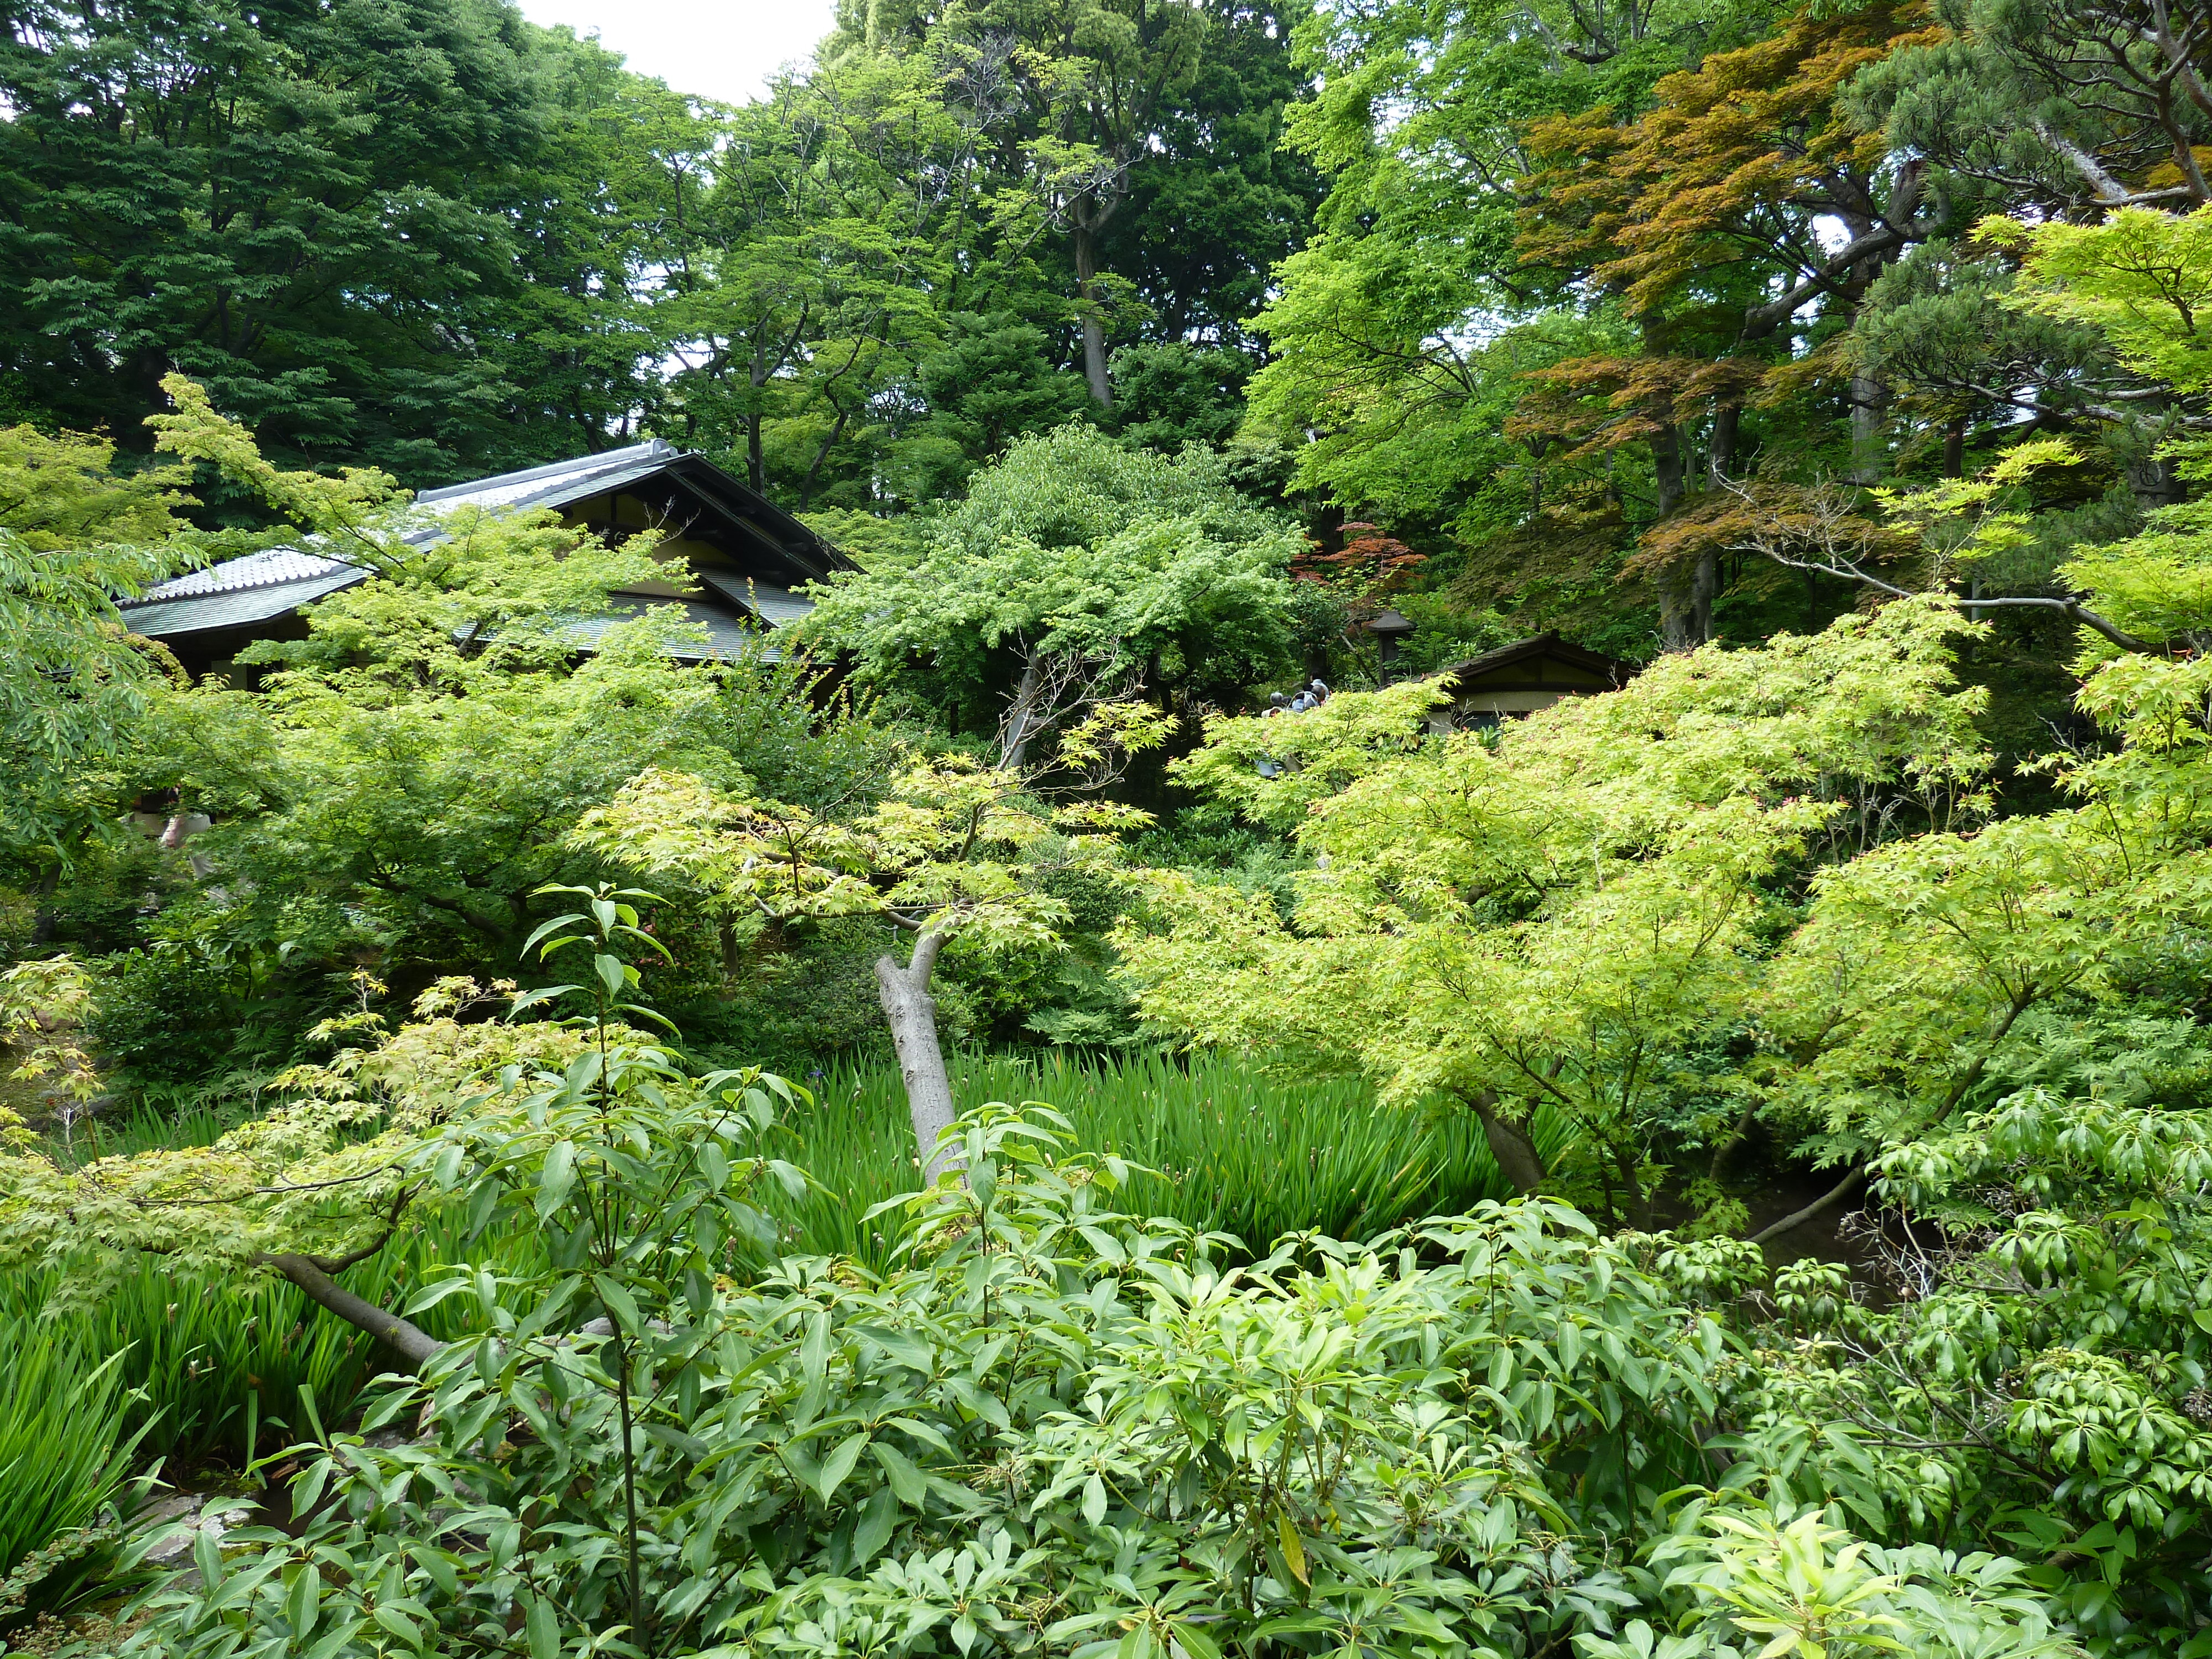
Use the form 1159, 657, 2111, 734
117, 565, 372, 638
1434, 633, 1634, 687
695, 570, 816, 625
559, 596, 784, 662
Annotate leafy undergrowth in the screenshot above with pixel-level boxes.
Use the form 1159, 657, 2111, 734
0, 1045, 1551, 1607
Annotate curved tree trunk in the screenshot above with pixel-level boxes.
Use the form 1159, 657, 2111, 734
1467, 1091, 1547, 1195
1001, 648, 1046, 771
875, 928, 962, 1183
1747, 1166, 1865, 1246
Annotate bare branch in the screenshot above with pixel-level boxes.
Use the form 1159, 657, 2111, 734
1716, 477, 2167, 654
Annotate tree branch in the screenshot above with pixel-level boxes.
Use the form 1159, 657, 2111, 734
263, 1252, 443, 1368
1747, 1166, 1865, 1245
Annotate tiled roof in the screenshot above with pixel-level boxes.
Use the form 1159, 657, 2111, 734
124, 545, 361, 602
695, 570, 816, 625
117, 564, 372, 639
559, 597, 782, 662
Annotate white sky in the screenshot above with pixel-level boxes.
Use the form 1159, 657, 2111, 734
514, 0, 841, 106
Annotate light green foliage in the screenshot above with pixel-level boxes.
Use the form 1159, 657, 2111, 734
1986, 208, 2212, 398
1243, 0, 1722, 553
110, 1071, 2079, 1659
1122, 602, 1993, 1222
0, 426, 195, 555
0, 425, 199, 859
154, 638, 865, 967
657, 48, 979, 508
151, 373, 665, 682
568, 703, 1165, 1021
1585, 1507, 2077, 1659
797, 425, 1302, 729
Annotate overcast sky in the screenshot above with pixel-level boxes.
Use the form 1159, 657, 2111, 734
514, 0, 841, 105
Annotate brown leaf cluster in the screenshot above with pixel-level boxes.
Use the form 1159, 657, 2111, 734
1515, 4, 1940, 314
1510, 354, 1770, 458
1623, 482, 1916, 581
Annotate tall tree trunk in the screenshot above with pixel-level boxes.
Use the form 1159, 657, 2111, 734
1686, 403, 1736, 646
1942, 417, 1965, 478
1073, 217, 1113, 410
875, 928, 961, 1183
1001, 648, 1046, 770
749, 340, 769, 493
1849, 368, 1886, 484
1710, 405, 1739, 484
1467, 1091, 1547, 1195
1652, 418, 1685, 519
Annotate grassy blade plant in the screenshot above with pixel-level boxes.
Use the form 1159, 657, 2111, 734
0, 1313, 145, 1617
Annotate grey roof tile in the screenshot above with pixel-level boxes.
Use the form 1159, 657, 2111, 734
130, 546, 362, 599
117, 566, 372, 638
694, 570, 816, 626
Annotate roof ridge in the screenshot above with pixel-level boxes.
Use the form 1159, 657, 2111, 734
414, 439, 679, 505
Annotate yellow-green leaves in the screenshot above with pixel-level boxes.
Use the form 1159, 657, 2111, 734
1124, 603, 1997, 1218
1984, 206, 2212, 397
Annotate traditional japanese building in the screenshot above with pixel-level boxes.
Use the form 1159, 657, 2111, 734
1424, 633, 1634, 732
116, 440, 852, 681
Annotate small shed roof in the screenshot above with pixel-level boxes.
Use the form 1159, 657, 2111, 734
117, 558, 369, 637
695, 570, 816, 627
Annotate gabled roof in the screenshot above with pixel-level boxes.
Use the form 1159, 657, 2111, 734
412, 439, 680, 515
1434, 633, 1634, 692
117, 441, 846, 644
409, 439, 848, 586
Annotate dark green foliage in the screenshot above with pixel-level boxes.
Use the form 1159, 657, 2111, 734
83, 947, 265, 1087
1107, 341, 1251, 452
1094, 0, 1325, 349
900, 313, 1099, 498
0, 0, 675, 477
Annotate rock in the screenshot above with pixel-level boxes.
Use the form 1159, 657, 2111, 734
138, 1496, 258, 1567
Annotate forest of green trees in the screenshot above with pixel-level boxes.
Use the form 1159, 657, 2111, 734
6, 0, 2212, 1655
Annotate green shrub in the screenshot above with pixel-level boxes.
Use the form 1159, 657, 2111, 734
124, 1097, 2065, 1659
83, 947, 244, 1084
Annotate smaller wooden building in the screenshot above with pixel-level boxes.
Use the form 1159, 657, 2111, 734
1424, 633, 1633, 733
